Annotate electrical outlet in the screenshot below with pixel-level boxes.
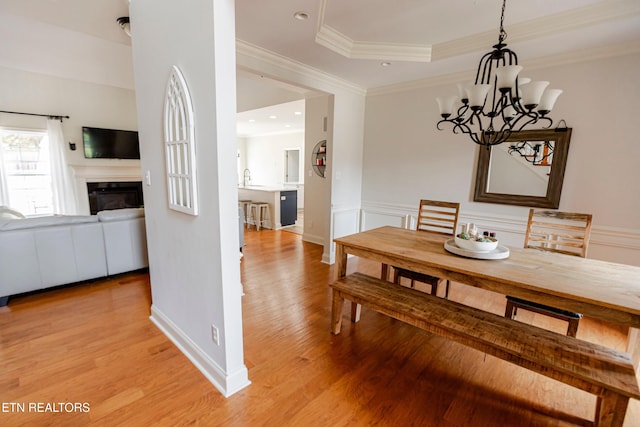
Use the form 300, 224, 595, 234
211, 324, 219, 345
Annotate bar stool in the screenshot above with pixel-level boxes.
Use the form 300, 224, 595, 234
249, 202, 270, 231
238, 200, 253, 228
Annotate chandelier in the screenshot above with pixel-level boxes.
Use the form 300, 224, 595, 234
436, 0, 562, 147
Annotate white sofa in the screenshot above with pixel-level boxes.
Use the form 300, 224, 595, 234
0, 208, 148, 306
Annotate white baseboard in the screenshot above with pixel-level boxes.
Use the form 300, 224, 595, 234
302, 232, 324, 246
150, 305, 250, 397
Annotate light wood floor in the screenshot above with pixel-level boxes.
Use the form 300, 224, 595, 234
1, 229, 637, 426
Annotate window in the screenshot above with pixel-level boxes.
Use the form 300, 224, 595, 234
0, 129, 53, 216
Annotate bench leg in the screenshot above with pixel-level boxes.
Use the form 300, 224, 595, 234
567, 318, 579, 338
381, 263, 389, 281
594, 390, 629, 427
505, 299, 516, 319
331, 290, 345, 335
350, 302, 361, 323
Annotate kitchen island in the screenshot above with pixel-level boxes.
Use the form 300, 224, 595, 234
238, 186, 298, 230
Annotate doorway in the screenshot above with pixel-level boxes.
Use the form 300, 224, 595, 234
284, 148, 300, 184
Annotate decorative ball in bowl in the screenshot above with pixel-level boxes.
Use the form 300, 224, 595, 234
455, 233, 498, 252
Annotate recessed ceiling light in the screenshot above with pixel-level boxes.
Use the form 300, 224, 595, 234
269, 115, 277, 119
285, 124, 291, 128
293, 11, 309, 20
294, 111, 302, 116
381, 62, 392, 67
249, 119, 255, 122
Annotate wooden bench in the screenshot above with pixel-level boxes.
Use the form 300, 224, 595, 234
330, 272, 640, 427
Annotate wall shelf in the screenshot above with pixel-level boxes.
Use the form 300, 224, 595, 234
311, 140, 327, 178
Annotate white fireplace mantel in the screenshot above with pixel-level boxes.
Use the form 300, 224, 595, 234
71, 164, 142, 181
71, 164, 143, 215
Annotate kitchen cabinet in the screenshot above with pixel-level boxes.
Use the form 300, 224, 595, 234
280, 191, 297, 226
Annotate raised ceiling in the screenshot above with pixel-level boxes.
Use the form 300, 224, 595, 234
2, 0, 639, 90
1, 0, 639, 135
235, 0, 640, 88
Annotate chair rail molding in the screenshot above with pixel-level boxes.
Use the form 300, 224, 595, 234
360, 201, 640, 264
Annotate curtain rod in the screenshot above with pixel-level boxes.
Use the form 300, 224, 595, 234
0, 110, 70, 122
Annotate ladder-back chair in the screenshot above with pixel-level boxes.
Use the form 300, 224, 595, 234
505, 209, 593, 337
393, 200, 460, 298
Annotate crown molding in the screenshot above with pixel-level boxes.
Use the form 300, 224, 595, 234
316, 0, 640, 65
367, 40, 640, 97
315, 22, 431, 62
235, 39, 366, 96
316, 0, 431, 62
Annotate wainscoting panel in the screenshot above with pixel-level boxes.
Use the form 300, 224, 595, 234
360, 201, 414, 231
325, 207, 360, 264
332, 207, 361, 239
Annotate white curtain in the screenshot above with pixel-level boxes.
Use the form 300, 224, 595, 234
0, 136, 8, 206
48, 119, 78, 215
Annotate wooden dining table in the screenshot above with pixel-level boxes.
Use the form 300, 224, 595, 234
333, 226, 640, 366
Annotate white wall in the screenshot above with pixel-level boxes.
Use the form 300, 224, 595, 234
243, 132, 304, 186
0, 13, 134, 90
303, 95, 331, 246
130, 0, 248, 396
362, 51, 640, 266
0, 66, 140, 214
325, 91, 366, 263
236, 73, 303, 113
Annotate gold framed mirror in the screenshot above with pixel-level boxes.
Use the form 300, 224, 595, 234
473, 128, 572, 208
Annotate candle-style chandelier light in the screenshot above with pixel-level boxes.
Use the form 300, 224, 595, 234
436, 0, 562, 147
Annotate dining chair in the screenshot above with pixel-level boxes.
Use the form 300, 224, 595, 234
392, 200, 460, 298
504, 209, 593, 337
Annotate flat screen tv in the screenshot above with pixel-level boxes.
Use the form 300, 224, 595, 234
83, 126, 140, 159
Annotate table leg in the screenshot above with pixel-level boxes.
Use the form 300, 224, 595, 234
335, 243, 347, 281
334, 243, 362, 323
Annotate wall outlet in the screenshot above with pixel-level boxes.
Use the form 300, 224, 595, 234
211, 324, 220, 345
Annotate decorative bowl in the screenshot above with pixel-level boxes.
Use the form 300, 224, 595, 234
454, 235, 499, 252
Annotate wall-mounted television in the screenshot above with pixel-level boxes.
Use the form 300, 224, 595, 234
83, 126, 140, 159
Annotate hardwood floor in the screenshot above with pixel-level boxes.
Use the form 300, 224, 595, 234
1, 228, 637, 426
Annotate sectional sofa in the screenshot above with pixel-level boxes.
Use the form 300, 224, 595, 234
0, 208, 148, 306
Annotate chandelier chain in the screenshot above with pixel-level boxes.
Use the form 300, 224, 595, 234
498, 0, 507, 44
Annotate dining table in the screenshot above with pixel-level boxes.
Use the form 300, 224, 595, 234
333, 226, 640, 367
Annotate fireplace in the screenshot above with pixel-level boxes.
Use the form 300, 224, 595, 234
87, 181, 144, 215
